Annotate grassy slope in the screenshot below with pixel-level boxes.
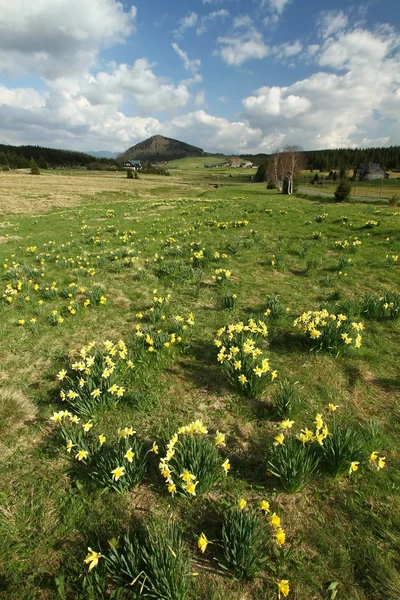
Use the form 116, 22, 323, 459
0, 166, 399, 600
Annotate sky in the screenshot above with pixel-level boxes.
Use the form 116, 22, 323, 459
0, 0, 399, 154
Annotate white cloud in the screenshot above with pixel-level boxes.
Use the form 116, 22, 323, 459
195, 91, 206, 106
317, 10, 348, 39
233, 15, 254, 29
219, 96, 229, 103
243, 86, 310, 119
171, 43, 201, 74
0, 0, 136, 79
0, 85, 48, 109
215, 27, 269, 66
262, 0, 292, 15
319, 28, 397, 70
272, 40, 303, 60
243, 26, 400, 149
48, 58, 192, 116
174, 11, 198, 37
196, 9, 229, 36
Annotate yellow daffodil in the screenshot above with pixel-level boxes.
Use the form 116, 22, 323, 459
275, 528, 286, 546
238, 498, 247, 510
76, 449, 88, 461
84, 548, 102, 571
274, 434, 285, 446
349, 461, 360, 474
98, 434, 106, 446
215, 431, 226, 446
124, 448, 135, 463
377, 457, 386, 470
270, 512, 281, 528
111, 466, 125, 481
197, 533, 210, 554
222, 458, 230, 474
278, 579, 290, 598
260, 500, 270, 513
279, 420, 294, 430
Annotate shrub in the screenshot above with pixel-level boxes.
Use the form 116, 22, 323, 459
268, 436, 320, 493
30, 158, 40, 175
127, 169, 134, 179
215, 319, 277, 398
334, 179, 352, 202
158, 420, 229, 498
273, 379, 301, 418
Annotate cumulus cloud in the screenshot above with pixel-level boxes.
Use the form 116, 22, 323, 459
215, 25, 269, 66
242, 26, 400, 149
0, 0, 136, 79
0, 85, 48, 109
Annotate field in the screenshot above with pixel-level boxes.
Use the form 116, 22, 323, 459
0, 165, 399, 600
298, 171, 400, 200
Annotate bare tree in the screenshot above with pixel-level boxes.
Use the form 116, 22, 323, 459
267, 146, 305, 194
283, 145, 305, 195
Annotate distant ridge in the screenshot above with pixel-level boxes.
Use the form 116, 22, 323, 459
118, 135, 204, 163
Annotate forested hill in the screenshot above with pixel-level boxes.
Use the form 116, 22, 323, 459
118, 135, 204, 163
240, 146, 400, 171
0, 144, 114, 168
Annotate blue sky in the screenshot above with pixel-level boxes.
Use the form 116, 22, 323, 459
0, 0, 399, 153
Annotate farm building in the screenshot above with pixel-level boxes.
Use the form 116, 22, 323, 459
123, 160, 142, 170
353, 163, 385, 180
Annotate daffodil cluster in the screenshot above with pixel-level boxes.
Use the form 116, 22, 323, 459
293, 309, 364, 354
158, 420, 229, 498
57, 340, 132, 416
50, 410, 153, 492
215, 319, 277, 398
218, 497, 289, 581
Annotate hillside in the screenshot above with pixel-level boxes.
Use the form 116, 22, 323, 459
118, 135, 204, 163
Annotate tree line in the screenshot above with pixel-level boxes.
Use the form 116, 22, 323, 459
241, 146, 400, 171
0, 144, 115, 169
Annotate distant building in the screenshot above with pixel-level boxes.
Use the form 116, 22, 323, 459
241, 161, 254, 168
228, 158, 241, 168
123, 160, 142, 170
353, 163, 385, 180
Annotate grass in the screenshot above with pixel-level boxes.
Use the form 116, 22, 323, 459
0, 163, 399, 599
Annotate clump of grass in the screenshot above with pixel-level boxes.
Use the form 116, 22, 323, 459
319, 424, 369, 478
268, 437, 320, 493
220, 503, 270, 581
262, 294, 285, 318
101, 521, 192, 599
273, 379, 301, 418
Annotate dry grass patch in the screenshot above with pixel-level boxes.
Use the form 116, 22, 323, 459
0, 387, 37, 438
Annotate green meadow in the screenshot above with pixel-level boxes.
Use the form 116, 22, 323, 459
0, 163, 399, 600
